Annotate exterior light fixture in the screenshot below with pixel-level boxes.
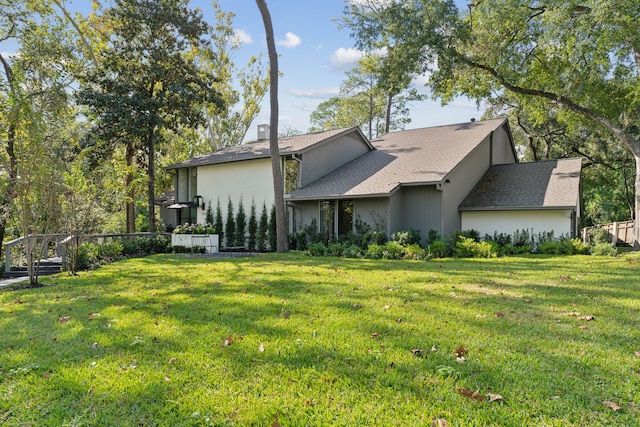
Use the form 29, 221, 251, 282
193, 195, 205, 210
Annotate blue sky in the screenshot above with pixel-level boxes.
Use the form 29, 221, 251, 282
2, 0, 483, 139
209, 0, 483, 139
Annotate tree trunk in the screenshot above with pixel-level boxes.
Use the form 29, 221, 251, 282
147, 125, 156, 233
0, 56, 19, 247
125, 140, 136, 233
384, 93, 392, 134
256, 0, 288, 252
634, 153, 640, 250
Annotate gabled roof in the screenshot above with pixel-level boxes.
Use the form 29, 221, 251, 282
166, 127, 370, 170
290, 118, 508, 199
459, 158, 582, 211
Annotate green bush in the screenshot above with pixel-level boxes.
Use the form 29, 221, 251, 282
306, 242, 327, 256
538, 240, 563, 255
327, 243, 345, 257
391, 228, 421, 246
455, 237, 497, 258
381, 241, 405, 260
75, 243, 99, 271
96, 241, 123, 260
342, 244, 364, 258
428, 239, 448, 258
365, 244, 384, 259
591, 242, 617, 256
564, 238, 590, 255
403, 243, 427, 260
590, 227, 610, 244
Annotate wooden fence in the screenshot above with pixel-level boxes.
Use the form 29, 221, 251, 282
581, 220, 634, 246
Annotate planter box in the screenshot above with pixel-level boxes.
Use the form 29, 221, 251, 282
171, 234, 219, 254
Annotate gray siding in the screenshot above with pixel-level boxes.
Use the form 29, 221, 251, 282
300, 134, 370, 187
395, 185, 442, 244
492, 125, 517, 165
289, 200, 320, 232
355, 198, 389, 233
442, 137, 492, 235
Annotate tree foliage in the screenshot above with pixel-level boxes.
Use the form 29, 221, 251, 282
77, 0, 224, 233
344, 0, 640, 247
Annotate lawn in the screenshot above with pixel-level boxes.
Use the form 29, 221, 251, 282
1, 252, 639, 426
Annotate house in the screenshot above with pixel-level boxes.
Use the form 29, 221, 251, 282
165, 119, 582, 246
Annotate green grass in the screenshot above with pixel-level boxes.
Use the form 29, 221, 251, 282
1, 252, 640, 426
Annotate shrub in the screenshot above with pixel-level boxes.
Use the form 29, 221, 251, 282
96, 241, 124, 259
342, 244, 364, 258
381, 241, 405, 260
428, 239, 448, 258
590, 227, 610, 244
365, 244, 384, 259
403, 243, 427, 260
306, 242, 327, 256
591, 242, 617, 256
538, 240, 563, 255
455, 237, 497, 258
563, 238, 590, 255
391, 228, 421, 246
363, 230, 387, 246
328, 243, 345, 257
427, 229, 440, 244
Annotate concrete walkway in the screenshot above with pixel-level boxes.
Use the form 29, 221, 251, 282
0, 276, 30, 289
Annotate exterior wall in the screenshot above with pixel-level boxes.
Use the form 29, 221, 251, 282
197, 158, 274, 225
441, 138, 492, 235
289, 197, 389, 236
491, 125, 517, 165
301, 134, 370, 187
395, 185, 442, 244
461, 209, 575, 238
388, 192, 403, 239
355, 198, 389, 233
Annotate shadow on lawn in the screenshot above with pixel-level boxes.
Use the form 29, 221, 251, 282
2, 252, 639, 425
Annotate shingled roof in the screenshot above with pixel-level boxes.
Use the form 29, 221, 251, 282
459, 158, 582, 210
166, 127, 366, 170
290, 118, 508, 199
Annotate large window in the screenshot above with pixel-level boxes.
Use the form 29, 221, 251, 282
319, 200, 354, 242
338, 200, 353, 235
176, 167, 197, 202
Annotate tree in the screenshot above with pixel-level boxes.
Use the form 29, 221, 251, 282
78, 0, 224, 233
257, 202, 268, 252
225, 197, 235, 248
248, 199, 257, 251
309, 55, 421, 138
205, 1, 269, 150
235, 196, 246, 247
256, 0, 288, 252
345, 0, 640, 248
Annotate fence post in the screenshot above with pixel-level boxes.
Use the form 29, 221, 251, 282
4, 244, 10, 273
582, 227, 588, 243
612, 222, 618, 247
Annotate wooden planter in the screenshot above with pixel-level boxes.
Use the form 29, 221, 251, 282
171, 234, 219, 253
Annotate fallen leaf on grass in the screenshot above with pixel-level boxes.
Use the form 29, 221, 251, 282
282, 312, 291, 319
456, 356, 466, 363
410, 349, 426, 356
168, 357, 177, 364
579, 315, 595, 321
456, 387, 486, 402
58, 316, 71, 323
88, 313, 101, 320
495, 312, 505, 318
432, 418, 450, 427
454, 345, 468, 357
603, 401, 623, 411
487, 393, 504, 402
259, 343, 265, 353
635, 351, 640, 358
222, 335, 234, 346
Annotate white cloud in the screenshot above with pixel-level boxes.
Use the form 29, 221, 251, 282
277, 32, 302, 48
330, 47, 364, 72
289, 87, 340, 99
233, 29, 253, 45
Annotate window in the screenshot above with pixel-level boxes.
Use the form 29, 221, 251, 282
337, 200, 353, 236
176, 167, 197, 202
284, 157, 299, 193
178, 207, 197, 225
319, 200, 335, 243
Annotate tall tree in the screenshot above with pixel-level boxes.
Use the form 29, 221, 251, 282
345, 0, 640, 248
255, 0, 288, 252
205, 1, 269, 149
78, 0, 224, 233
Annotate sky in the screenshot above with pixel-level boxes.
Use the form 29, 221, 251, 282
3, 0, 483, 141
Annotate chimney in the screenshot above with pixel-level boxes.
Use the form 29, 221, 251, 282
257, 124, 270, 141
